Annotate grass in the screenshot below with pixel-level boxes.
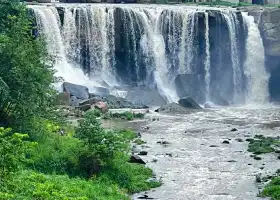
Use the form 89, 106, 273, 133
2, 170, 129, 200
261, 177, 280, 200
103, 111, 145, 121
133, 138, 146, 145
247, 135, 280, 155
99, 156, 161, 194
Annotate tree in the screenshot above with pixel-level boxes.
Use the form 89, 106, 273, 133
0, 0, 56, 130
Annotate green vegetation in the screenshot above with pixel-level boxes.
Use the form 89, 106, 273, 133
102, 111, 145, 121
0, 1, 160, 199
261, 177, 280, 200
247, 135, 280, 155
133, 138, 146, 145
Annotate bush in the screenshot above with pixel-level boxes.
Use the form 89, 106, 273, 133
75, 111, 135, 177
0, 127, 35, 186
261, 177, 280, 200
98, 155, 161, 194
2, 170, 129, 200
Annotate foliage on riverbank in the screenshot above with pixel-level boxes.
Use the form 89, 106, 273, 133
248, 135, 280, 155
261, 176, 280, 200
0, 1, 160, 199
90, 109, 145, 121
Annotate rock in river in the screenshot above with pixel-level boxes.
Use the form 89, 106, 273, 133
129, 155, 146, 164
62, 82, 89, 100
178, 97, 202, 109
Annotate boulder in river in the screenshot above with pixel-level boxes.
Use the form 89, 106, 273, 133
129, 155, 146, 164
178, 97, 202, 109
125, 86, 167, 106
155, 102, 199, 113
63, 82, 89, 100
103, 95, 148, 109
175, 74, 205, 104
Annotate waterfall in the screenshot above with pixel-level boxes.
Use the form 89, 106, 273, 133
31, 5, 96, 91
29, 4, 269, 105
242, 13, 269, 104
204, 12, 211, 101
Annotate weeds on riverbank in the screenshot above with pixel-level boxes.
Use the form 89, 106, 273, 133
102, 111, 145, 121
248, 135, 280, 155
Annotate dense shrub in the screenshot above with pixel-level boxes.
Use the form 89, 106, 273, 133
0, 0, 56, 130
1, 170, 129, 200
0, 127, 35, 186
75, 111, 136, 177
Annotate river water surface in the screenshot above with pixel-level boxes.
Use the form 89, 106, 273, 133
131, 105, 280, 200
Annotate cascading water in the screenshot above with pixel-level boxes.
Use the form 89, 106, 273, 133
29, 4, 269, 105
242, 13, 269, 104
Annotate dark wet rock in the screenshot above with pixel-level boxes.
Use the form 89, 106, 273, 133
157, 141, 170, 145
248, 163, 252, 165
255, 174, 262, 183
222, 140, 230, 144
174, 74, 205, 104
166, 153, 172, 157
139, 151, 148, 156
78, 104, 91, 112
70, 96, 80, 107
152, 158, 158, 163
260, 167, 264, 170
254, 155, 262, 160
246, 138, 254, 142
142, 126, 150, 130
137, 132, 142, 138
227, 160, 237, 163
178, 97, 202, 109
62, 82, 89, 100
103, 95, 148, 109
236, 138, 244, 142
275, 150, 280, 153
231, 128, 238, 132
155, 102, 198, 113
137, 194, 154, 199
278, 156, 280, 160
129, 155, 146, 164
125, 87, 167, 106
209, 145, 218, 147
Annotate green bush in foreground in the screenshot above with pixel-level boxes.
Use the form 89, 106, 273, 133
261, 177, 280, 200
1, 170, 129, 200
0, 127, 35, 186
